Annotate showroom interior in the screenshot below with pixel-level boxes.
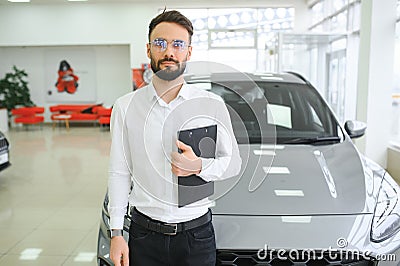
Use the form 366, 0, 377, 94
0, 0, 400, 265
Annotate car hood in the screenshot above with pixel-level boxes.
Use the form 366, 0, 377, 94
213, 214, 376, 251
212, 138, 375, 216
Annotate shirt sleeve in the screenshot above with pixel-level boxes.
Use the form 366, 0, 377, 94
198, 98, 242, 182
108, 98, 132, 229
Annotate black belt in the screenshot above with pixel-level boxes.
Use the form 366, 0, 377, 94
131, 208, 212, 236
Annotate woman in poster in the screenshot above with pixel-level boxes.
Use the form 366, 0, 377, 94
55, 60, 79, 94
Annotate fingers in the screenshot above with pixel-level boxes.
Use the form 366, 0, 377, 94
111, 250, 129, 266
171, 158, 201, 176
176, 140, 191, 152
122, 250, 129, 266
171, 164, 182, 176
171, 154, 193, 172
110, 237, 128, 266
111, 252, 122, 266
171, 149, 197, 164
171, 162, 190, 176
171, 152, 181, 164
171, 142, 201, 175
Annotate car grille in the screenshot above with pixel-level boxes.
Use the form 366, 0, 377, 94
0, 138, 8, 152
217, 250, 377, 266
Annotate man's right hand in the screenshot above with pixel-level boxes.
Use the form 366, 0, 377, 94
110, 236, 129, 266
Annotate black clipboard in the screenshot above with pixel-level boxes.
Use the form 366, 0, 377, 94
177, 124, 217, 207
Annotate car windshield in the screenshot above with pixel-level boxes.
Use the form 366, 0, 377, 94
192, 81, 343, 144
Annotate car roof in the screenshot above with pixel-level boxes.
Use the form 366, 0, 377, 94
185, 72, 308, 85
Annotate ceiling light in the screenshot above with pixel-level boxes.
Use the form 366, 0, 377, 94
8, 0, 30, 2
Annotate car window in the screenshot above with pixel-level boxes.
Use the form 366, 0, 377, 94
190, 81, 341, 144
308, 103, 323, 129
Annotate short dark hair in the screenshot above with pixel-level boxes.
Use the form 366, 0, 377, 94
148, 10, 193, 44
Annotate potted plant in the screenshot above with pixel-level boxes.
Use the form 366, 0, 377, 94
0, 66, 35, 124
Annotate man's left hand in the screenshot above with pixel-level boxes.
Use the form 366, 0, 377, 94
171, 140, 202, 176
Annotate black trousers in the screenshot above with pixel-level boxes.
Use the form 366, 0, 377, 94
128, 217, 216, 266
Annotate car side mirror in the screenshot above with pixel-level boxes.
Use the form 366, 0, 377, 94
344, 120, 367, 139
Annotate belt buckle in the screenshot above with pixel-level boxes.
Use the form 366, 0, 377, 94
164, 223, 178, 235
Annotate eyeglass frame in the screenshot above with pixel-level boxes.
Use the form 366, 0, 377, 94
149, 38, 191, 53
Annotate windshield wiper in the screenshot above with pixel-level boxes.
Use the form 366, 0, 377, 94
281, 136, 341, 145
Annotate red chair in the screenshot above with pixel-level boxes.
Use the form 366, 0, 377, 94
11, 107, 45, 127
49, 104, 102, 126
96, 106, 112, 128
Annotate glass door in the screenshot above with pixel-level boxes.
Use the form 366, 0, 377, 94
326, 49, 346, 122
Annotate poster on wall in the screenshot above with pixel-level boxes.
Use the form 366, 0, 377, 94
45, 48, 96, 103
55, 60, 79, 94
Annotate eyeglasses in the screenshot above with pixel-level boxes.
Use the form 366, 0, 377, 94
149, 38, 189, 53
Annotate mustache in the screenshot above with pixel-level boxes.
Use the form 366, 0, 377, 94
158, 58, 180, 66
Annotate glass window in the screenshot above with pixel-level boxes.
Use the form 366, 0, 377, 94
348, 2, 361, 32
178, 7, 294, 72
207, 8, 257, 30
397, 0, 400, 19
311, 24, 324, 32
309, 0, 360, 33
209, 30, 256, 48
336, 11, 347, 31
312, 2, 323, 25
309, 103, 324, 128
331, 38, 347, 51
307, 0, 361, 125
191, 81, 340, 144
333, 0, 346, 12
177, 9, 208, 49
190, 49, 257, 73
330, 12, 348, 31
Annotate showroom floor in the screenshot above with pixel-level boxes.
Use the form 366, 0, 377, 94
0, 125, 110, 265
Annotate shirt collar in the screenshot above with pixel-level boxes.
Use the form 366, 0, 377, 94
146, 82, 191, 102
177, 83, 191, 100
146, 82, 158, 102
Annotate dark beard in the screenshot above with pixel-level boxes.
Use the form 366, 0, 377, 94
150, 57, 186, 81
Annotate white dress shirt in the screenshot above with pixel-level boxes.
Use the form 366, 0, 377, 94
108, 82, 241, 229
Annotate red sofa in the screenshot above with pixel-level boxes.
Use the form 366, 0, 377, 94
49, 104, 102, 122
11, 107, 45, 125
96, 106, 112, 126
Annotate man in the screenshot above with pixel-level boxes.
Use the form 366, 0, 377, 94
108, 10, 241, 266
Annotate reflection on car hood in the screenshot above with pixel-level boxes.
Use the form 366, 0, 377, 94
212, 138, 373, 216
213, 214, 374, 251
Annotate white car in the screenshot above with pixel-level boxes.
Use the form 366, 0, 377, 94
98, 72, 400, 265
0, 131, 10, 172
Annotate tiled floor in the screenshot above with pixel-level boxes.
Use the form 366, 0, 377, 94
0, 125, 110, 265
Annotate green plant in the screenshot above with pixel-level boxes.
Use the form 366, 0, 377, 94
0, 66, 35, 117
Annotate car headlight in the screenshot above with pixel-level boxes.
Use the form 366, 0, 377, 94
371, 171, 400, 242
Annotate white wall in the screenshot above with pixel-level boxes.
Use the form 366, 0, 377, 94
355, 0, 397, 167
0, 3, 153, 66
0, 45, 131, 121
